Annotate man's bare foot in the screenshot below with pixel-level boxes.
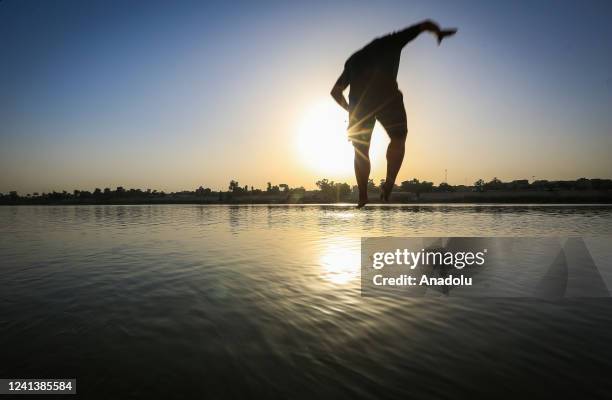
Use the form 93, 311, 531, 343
380, 183, 392, 202
357, 195, 368, 209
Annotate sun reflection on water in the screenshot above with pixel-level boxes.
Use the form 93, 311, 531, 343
319, 238, 360, 285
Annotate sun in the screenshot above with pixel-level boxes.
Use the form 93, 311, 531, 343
296, 100, 354, 176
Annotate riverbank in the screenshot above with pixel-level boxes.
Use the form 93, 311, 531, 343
2, 190, 611, 205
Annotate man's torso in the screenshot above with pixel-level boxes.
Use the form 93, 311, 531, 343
345, 35, 403, 106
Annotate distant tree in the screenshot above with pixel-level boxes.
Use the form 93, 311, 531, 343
532, 180, 550, 190
401, 178, 420, 194
279, 184, 289, 193
316, 179, 351, 202
437, 182, 455, 192
316, 179, 332, 192
420, 181, 434, 193
367, 179, 379, 193
474, 179, 485, 192
483, 177, 503, 191
575, 178, 592, 190
336, 182, 351, 200
510, 180, 529, 190
290, 186, 306, 195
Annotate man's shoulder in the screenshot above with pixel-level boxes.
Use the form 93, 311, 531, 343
353, 34, 397, 55
345, 33, 399, 69
376, 32, 402, 50
346, 39, 378, 66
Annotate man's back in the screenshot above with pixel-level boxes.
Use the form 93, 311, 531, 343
344, 34, 403, 104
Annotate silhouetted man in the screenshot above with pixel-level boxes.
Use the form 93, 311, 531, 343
331, 20, 456, 208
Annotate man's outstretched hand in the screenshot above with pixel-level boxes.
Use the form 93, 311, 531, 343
437, 28, 457, 44
417, 20, 457, 45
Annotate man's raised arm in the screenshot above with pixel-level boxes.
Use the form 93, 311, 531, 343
394, 19, 457, 48
330, 69, 350, 112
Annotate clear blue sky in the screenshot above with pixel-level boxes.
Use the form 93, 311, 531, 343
1, 0, 611, 193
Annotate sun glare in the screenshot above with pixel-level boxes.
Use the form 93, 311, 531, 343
296, 99, 388, 179
319, 238, 360, 285
296, 100, 354, 176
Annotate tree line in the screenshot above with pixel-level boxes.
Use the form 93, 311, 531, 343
1, 177, 611, 204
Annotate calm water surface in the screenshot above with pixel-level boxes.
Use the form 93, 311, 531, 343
2, 205, 612, 398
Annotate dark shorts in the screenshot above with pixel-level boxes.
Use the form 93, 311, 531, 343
348, 91, 407, 146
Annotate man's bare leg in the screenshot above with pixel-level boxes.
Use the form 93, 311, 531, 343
354, 143, 370, 208
383, 137, 406, 201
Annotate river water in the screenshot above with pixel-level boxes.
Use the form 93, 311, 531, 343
1, 204, 612, 398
